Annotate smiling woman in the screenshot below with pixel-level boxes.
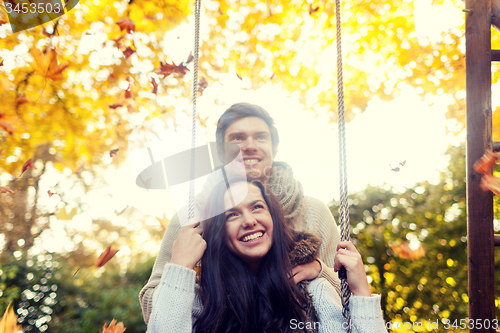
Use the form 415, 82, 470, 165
147, 180, 388, 333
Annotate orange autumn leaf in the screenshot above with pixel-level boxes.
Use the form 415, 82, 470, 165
0, 112, 16, 134
0, 119, 14, 134
102, 319, 126, 333
116, 17, 136, 33
48, 190, 55, 197
480, 174, 500, 197
391, 241, 425, 261
0, 302, 22, 333
156, 213, 170, 230
158, 61, 189, 78
95, 245, 119, 268
0, 187, 13, 194
125, 87, 132, 99
30, 47, 68, 81
0, 59, 3, 67
109, 104, 123, 109
309, 4, 320, 15
474, 149, 500, 175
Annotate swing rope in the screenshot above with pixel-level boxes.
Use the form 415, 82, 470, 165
335, 0, 353, 330
188, 0, 202, 220
187, 0, 352, 327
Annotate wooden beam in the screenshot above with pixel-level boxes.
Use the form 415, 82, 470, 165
495, 235, 500, 247
465, 0, 495, 330
491, 49, 500, 62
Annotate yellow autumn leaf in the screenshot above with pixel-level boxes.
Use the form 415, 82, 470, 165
30, 47, 68, 81
0, 303, 22, 333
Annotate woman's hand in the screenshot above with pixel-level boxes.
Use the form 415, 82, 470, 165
170, 218, 207, 270
333, 241, 371, 297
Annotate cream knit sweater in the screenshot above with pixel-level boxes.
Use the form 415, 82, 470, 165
147, 264, 388, 333
140, 162, 343, 324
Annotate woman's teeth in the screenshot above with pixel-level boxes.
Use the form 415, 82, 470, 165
242, 232, 263, 242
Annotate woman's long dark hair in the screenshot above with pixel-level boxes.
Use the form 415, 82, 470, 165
194, 180, 308, 333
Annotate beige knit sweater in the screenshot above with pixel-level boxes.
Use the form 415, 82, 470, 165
139, 162, 342, 324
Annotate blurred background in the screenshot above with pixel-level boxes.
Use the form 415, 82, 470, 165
1, 0, 500, 331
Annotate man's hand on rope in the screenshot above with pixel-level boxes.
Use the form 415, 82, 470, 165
170, 218, 206, 270
333, 241, 371, 297
291, 260, 322, 284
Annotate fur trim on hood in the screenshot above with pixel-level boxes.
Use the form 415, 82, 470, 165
289, 230, 322, 333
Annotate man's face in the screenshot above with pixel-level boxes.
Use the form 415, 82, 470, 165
224, 117, 275, 184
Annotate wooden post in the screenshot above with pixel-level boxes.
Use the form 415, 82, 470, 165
465, 0, 495, 331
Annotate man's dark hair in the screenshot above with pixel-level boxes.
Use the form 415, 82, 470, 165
216, 103, 280, 156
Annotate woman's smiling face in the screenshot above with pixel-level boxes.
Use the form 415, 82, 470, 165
224, 182, 274, 271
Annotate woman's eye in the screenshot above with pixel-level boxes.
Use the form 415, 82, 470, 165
226, 213, 237, 220
253, 204, 264, 210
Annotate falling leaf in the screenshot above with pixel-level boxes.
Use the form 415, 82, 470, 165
197, 114, 209, 127
30, 47, 68, 81
138, 175, 152, 191
390, 164, 400, 172
399, 160, 406, 166
236, 72, 242, 80
309, 4, 320, 15
156, 213, 170, 230
18, 158, 35, 178
474, 149, 499, 174
109, 104, 123, 109
0, 302, 22, 333
151, 77, 158, 94
270, 72, 276, 80
480, 174, 500, 196
48, 190, 55, 197
198, 76, 208, 95
95, 245, 119, 268
186, 51, 194, 64
125, 87, 132, 99
0, 60, 3, 67
123, 47, 135, 59
158, 61, 189, 78
56, 207, 78, 220
110, 149, 119, 157
101, 319, 126, 333
0, 187, 13, 194
111, 35, 125, 47
126, 105, 135, 113
391, 241, 425, 260
115, 206, 128, 215
0, 119, 14, 134
116, 17, 136, 33
0, 20, 7, 26
16, 94, 29, 106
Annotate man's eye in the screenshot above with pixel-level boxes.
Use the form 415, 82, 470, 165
233, 136, 242, 141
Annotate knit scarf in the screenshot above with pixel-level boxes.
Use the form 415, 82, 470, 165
268, 161, 305, 226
